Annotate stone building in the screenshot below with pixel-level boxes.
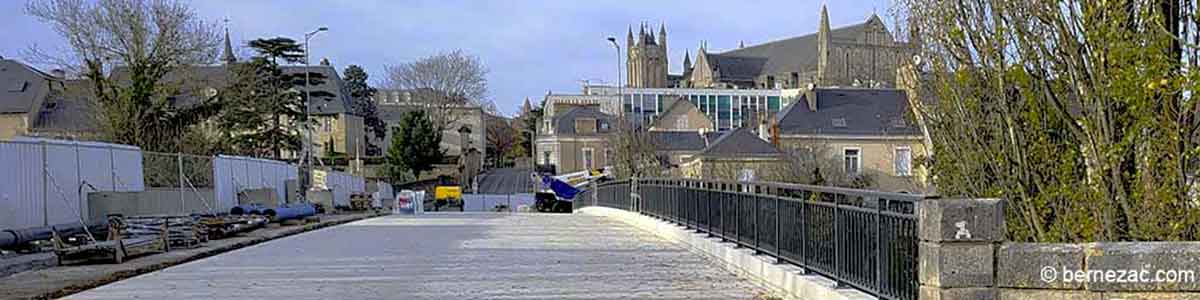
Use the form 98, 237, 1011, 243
680, 128, 786, 181
634, 5, 913, 90
774, 87, 928, 193
371, 89, 486, 164
533, 104, 615, 175
627, 23, 670, 88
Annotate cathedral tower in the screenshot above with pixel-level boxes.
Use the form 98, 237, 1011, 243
627, 22, 669, 88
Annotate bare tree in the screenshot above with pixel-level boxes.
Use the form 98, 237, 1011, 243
25, 0, 221, 152
606, 120, 663, 179
383, 50, 488, 130
485, 114, 518, 167
895, 0, 1200, 241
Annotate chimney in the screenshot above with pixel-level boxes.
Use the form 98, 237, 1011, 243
805, 84, 818, 111
699, 128, 710, 147
319, 58, 331, 66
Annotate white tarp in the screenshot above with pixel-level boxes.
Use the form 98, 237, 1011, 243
0, 138, 145, 230
312, 169, 365, 208
213, 155, 298, 211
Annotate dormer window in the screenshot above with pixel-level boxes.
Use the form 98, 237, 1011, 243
832, 118, 847, 128
8, 81, 27, 92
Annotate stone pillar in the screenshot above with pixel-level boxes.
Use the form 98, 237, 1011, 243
918, 198, 1005, 300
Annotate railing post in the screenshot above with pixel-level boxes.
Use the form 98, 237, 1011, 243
775, 195, 782, 264
833, 194, 842, 288
918, 199, 1004, 300
178, 153, 185, 214
41, 140, 49, 227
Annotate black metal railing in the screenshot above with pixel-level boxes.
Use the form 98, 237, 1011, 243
580, 178, 928, 300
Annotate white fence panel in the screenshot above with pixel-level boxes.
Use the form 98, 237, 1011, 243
0, 142, 45, 230
0, 139, 145, 230
212, 155, 297, 211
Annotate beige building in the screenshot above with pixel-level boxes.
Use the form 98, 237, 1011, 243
774, 87, 928, 193
534, 104, 615, 174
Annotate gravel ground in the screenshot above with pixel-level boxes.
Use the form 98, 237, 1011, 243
65, 213, 766, 300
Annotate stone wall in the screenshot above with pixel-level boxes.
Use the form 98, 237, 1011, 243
919, 198, 1200, 299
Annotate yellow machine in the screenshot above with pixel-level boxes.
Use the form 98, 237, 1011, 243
434, 186, 463, 211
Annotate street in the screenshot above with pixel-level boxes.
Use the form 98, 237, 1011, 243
65, 213, 764, 300
476, 167, 535, 194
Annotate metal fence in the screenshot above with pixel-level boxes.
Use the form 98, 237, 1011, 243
0, 138, 145, 229
581, 178, 928, 300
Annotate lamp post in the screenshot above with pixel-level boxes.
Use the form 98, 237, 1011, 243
301, 26, 327, 195
606, 37, 623, 115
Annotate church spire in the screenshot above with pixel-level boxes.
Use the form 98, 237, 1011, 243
627, 25, 634, 48
638, 23, 646, 45
819, 4, 830, 36
658, 22, 666, 46
221, 26, 236, 64
683, 51, 691, 70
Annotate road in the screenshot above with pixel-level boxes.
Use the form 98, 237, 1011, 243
66, 213, 765, 300
476, 167, 534, 194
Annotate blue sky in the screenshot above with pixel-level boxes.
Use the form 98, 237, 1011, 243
0, 0, 894, 116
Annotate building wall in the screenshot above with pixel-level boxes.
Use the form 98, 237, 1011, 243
536, 138, 610, 174
313, 113, 365, 156
651, 101, 714, 131
778, 136, 928, 193
680, 157, 787, 181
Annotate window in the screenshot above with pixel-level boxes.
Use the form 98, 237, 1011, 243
843, 148, 861, 175
543, 119, 551, 134
895, 147, 912, 176
676, 115, 688, 129
322, 118, 332, 132
582, 148, 594, 170
737, 168, 756, 182
604, 149, 613, 165
542, 151, 552, 165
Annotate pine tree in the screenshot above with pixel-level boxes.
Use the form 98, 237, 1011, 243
219, 37, 324, 159
386, 110, 444, 182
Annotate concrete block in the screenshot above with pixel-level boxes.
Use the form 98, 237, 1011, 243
238, 188, 278, 208
920, 242, 995, 288
307, 190, 334, 210
997, 289, 1099, 300
997, 243, 1085, 289
920, 286, 996, 300
918, 198, 1005, 242
1099, 292, 1200, 300
1083, 242, 1200, 292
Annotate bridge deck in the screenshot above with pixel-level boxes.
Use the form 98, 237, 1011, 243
66, 213, 764, 299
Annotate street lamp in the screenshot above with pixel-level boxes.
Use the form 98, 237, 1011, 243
301, 26, 327, 195
605, 37, 623, 114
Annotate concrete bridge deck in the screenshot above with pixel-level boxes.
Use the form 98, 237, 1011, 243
64, 213, 765, 299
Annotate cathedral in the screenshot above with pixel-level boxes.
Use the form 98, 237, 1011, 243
625, 5, 915, 90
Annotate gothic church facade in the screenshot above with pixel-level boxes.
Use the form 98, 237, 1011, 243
626, 5, 914, 90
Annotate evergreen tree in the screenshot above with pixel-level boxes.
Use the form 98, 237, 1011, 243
386, 110, 444, 182
343, 65, 385, 155
220, 37, 329, 159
